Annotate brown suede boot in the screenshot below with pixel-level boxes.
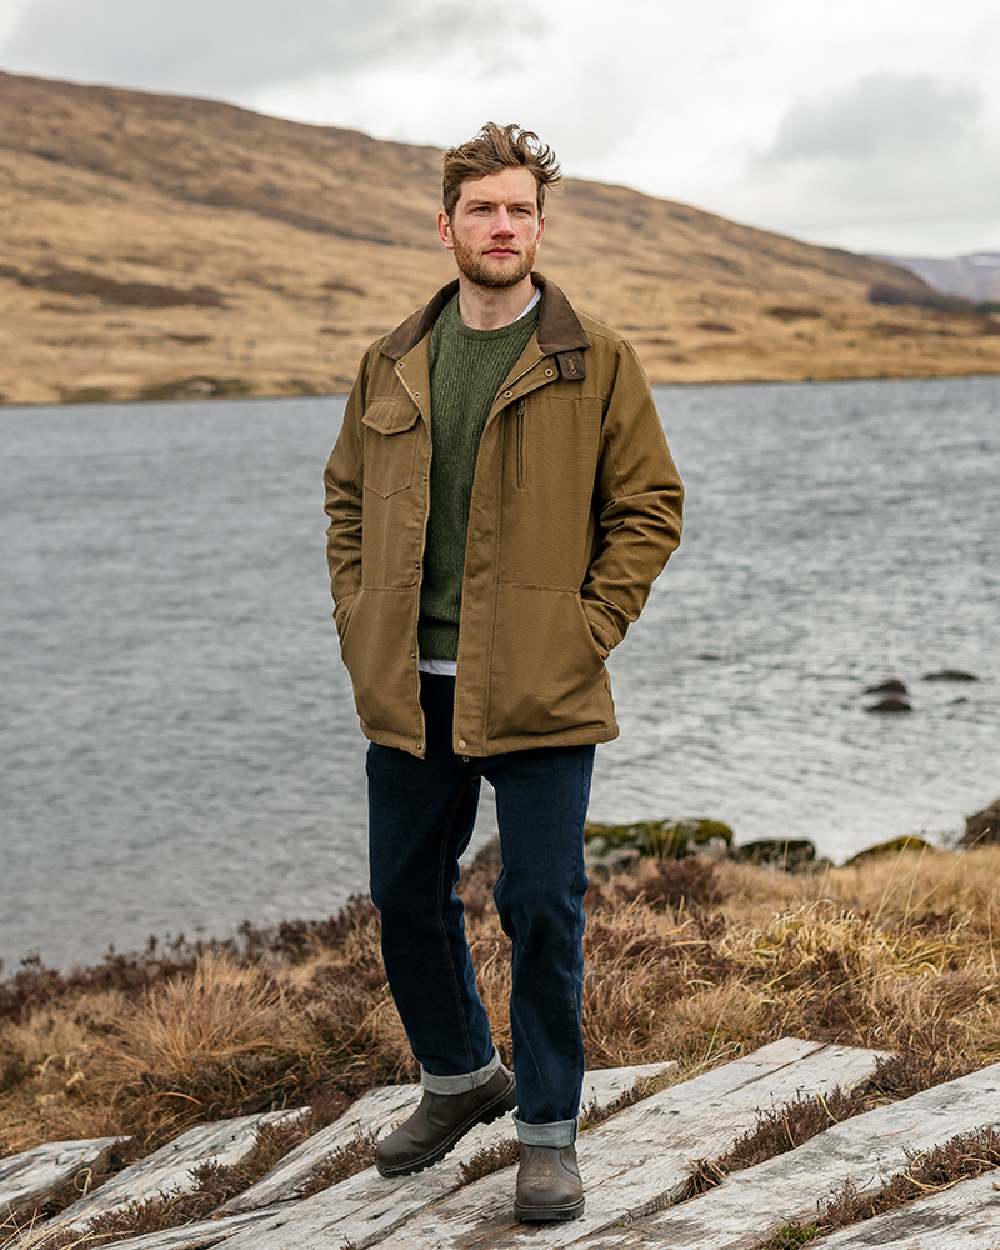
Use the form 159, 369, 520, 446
374, 1063, 517, 1177
514, 1142, 585, 1221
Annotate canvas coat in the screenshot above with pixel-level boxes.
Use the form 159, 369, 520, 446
323, 271, 684, 760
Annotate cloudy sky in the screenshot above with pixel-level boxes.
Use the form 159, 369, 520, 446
2, 0, 998, 256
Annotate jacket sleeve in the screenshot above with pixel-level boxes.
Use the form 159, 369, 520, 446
580, 338, 684, 658
323, 347, 370, 629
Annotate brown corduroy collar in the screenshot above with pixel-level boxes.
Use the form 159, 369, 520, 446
378, 271, 590, 361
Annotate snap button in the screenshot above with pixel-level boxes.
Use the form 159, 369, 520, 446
458, 738, 467, 749
544, 367, 553, 376
410, 651, 416, 659
503, 389, 512, 398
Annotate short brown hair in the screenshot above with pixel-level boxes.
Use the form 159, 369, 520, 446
442, 122, 561, 218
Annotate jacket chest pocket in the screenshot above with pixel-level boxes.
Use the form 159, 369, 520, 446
361, 399, 420, 497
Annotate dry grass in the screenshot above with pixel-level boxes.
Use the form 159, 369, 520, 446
1, 841, 999, 1243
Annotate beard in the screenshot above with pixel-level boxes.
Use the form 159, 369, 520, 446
451, 231, 538, 289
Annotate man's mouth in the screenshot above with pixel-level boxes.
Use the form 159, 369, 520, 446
484, 248, 518, 256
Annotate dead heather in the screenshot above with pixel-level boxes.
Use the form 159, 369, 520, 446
684, 1044, 982, 1198
296, 1127, 381, 1198
756, 1124, 1000, 1248
0, 841, 998, 1240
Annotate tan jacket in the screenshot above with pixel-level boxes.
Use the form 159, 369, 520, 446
323, 271, 684, 759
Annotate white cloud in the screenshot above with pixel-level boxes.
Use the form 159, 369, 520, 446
726, 73, 1000, 253
2, 0, 998, 254
0, 0, 529, 96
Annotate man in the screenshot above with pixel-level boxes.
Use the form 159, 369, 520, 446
323, 121, 683, 1223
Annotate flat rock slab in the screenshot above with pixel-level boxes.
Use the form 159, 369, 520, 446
364, 1036, 886, 1248
582, 1058, 1000, 1248
217, 1062, 675, 1250
808, 1168, 1000, 1248
0, 1135, 127, 1216
218, 1082, 424, 1215
56, 1107, 309, 1232
11, 1204, 289, 1250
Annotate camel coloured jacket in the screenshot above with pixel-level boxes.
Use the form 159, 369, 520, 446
323, 271, 684, 759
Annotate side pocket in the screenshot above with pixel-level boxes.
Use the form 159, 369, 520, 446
334, 592, 358, 656
574, 593, 607, 664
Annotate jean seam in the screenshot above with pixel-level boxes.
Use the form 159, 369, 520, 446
435, 779, 477, 1074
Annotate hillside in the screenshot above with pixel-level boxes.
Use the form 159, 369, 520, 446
2, 69, 999, 406
873, 250, 1000, 302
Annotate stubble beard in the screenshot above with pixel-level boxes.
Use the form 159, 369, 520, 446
451, 231, 538, 289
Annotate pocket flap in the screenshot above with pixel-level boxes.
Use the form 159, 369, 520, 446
361, 398, 420, 434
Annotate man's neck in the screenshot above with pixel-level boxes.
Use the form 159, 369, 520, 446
456, 273, 536, 330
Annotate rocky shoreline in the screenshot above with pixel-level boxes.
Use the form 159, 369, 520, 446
583, 793, 1000, 876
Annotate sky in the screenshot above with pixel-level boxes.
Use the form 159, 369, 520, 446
2, 0, 998, 257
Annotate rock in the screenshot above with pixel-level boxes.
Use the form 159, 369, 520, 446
922, 669, 978, 682
583, 818, 735, 861
585, 845, 643, 873
864, 697, 912, 713
863, 678, 908, 695
731, 838, 817, 871
843, 835, 936, 865
959, 797, 1000, 849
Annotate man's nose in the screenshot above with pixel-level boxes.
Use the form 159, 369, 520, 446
492, 207, 515, 235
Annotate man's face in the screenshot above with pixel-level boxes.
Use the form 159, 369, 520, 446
438, 167, 545, 289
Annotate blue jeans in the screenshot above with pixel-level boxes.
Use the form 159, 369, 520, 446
365, 670, 596, 1146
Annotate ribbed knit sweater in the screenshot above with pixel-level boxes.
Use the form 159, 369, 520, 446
417, 292, 540, 662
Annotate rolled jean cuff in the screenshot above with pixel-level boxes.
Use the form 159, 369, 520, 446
513, 1115, 578, 1146
420, 1044, 500, 1094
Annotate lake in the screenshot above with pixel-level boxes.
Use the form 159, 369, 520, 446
2, 375, 997, 974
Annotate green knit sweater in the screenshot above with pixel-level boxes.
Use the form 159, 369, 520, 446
418, 293, 540, 660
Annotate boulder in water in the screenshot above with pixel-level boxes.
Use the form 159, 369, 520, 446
844, 835, 936, 865
863, 678, 908, 695
959, 797, 1000, 848
583, 817, 734, 861
864, 696, 912, 713
731, 837, 819, 872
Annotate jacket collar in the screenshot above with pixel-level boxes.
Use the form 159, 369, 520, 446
379, 270, 590, 361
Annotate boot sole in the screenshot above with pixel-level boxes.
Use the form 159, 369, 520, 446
514, 1196, 585, 1222
375, 1079, 518, 1178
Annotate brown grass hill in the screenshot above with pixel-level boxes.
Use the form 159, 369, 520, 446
2, 67, 999, 406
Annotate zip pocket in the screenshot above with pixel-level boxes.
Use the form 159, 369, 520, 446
515, 397, 526, 489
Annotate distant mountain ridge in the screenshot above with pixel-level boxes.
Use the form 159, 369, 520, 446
872, 252, 1000, 302
2, 68, 998, 405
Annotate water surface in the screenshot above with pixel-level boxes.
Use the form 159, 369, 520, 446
2, 376, 997, 973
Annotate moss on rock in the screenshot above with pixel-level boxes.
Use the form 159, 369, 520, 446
583, 818, 734, 860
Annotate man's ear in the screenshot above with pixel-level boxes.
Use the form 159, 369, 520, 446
536, 213, 545, 246
437, 209, 454, 251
